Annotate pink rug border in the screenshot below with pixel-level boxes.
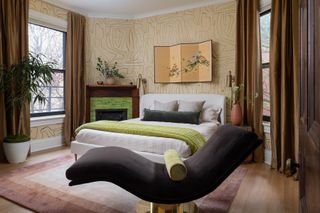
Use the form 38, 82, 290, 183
0, 155, 247, 213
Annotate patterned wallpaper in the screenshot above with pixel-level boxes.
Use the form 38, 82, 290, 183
29, 0, 68, 20
85, 1, 236, 121
30, 123, 63, 140
85, 2, 236, 94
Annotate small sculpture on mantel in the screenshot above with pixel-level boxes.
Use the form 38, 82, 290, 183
96, 57, 125, 85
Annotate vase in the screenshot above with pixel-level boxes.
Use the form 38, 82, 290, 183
231, 103, 242, 125
105, 77, 115, 85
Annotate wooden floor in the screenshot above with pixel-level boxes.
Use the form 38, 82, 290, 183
0, 148, 299, 213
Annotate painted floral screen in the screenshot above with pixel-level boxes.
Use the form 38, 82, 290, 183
154, 40, 212, 83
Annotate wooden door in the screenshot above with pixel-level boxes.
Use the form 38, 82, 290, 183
299, 0, 320, 212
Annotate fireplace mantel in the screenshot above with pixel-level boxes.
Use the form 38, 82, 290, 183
85, 85, 139, 122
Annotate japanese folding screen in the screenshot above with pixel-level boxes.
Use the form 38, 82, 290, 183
154, 40, 212, 83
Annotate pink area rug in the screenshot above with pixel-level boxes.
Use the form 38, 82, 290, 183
0, 155, 247, 213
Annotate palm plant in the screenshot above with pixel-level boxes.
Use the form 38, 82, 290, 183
0, 53, 55, 141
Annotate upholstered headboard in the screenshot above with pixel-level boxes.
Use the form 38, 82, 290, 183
140, 94, 226, 124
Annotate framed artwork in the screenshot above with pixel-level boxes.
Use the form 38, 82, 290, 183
154, 40, 212, 83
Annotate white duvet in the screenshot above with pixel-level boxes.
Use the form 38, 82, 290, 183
75, 118, 220, 158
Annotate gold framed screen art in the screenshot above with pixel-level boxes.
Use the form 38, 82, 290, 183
154, 40, 212, 83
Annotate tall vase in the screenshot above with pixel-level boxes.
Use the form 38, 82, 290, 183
231, 103, 243, 125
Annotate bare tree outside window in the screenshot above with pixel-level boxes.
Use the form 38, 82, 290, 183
260, 11, 271, 121
28, 23, 66, 116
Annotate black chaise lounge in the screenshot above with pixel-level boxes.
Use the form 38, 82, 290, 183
66, 125, 262, 212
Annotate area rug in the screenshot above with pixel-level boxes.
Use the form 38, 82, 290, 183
0, 155, 247, 213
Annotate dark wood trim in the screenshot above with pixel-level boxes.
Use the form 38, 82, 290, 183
85, 85, 139, 122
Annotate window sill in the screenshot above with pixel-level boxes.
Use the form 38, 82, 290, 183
263, 121, 271, 134
31, 114, 65, 127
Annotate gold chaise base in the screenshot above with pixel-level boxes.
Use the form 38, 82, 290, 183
136, 200, 198, 213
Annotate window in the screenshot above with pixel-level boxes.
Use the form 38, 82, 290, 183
260, 10, 271, 122
28, 23, 66, 117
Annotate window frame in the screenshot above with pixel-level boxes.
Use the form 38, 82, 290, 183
260, 9, 271, 122
28, 23, 67, 117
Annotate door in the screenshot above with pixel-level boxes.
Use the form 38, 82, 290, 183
299, 0, 320, 212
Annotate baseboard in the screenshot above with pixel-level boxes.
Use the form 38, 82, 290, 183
30, 136, 64, 153
264, 149, 272, 165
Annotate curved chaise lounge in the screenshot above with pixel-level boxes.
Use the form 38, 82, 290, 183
66, 125, 262, 206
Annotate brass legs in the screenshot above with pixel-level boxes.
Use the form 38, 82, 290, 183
136, 200, 198, 213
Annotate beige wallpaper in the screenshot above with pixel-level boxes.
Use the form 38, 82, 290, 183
30, 124, 63, 140
86, 1, 236, 121
29, 0, 68, 20
85, 2, 236, 93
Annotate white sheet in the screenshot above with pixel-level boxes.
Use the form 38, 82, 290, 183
75, 118, 219, 158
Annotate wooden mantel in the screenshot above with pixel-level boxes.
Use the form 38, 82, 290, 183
85, 85, 139, 122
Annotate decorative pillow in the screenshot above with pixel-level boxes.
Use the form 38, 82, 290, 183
142, 109, 200, 124
178, 100, 205, 112
154, 100, 178, 111
201, 106, 222, 122
164, 149, 187, 181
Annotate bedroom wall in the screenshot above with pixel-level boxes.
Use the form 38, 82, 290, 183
85, 1, 236, 120
29, 0, 68, 20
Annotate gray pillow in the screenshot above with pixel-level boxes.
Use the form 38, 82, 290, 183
201, 106, 222, 122
154, 100, 178, 111
178, 100, 205, 112
142, 109, 200, 124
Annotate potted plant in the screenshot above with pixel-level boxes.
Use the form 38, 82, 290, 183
0, 53, 55, 164
96, 57, 124, 85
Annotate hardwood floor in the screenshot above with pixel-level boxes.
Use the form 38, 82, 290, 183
0, 148, 298, 213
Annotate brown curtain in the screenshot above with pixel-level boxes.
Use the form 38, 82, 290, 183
270, 0, 299, 171
236, 0, 264, 162
0, 0, 30, 162
64, 12, 86, 145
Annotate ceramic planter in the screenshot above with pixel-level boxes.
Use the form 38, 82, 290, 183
3, 141, 30, 164
105, 77, 116, 85
231, 103, 243, 125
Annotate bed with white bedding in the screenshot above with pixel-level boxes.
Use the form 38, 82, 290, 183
71, 93, 226, 163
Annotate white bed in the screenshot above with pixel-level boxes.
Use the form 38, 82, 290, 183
71, 93, 226, 163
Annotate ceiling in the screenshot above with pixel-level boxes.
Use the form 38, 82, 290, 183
43, 0, 231, 19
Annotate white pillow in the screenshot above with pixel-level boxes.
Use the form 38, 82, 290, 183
154, 100, 178, 111
201, 106, 222, 122
178, 100, 205, 112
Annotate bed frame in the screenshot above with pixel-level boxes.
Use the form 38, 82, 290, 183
70, 93, 226, 163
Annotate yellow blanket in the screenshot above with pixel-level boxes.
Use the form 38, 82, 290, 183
75, 121, 206, 154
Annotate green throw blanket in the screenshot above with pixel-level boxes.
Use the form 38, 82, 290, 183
75, 121, 206, 154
